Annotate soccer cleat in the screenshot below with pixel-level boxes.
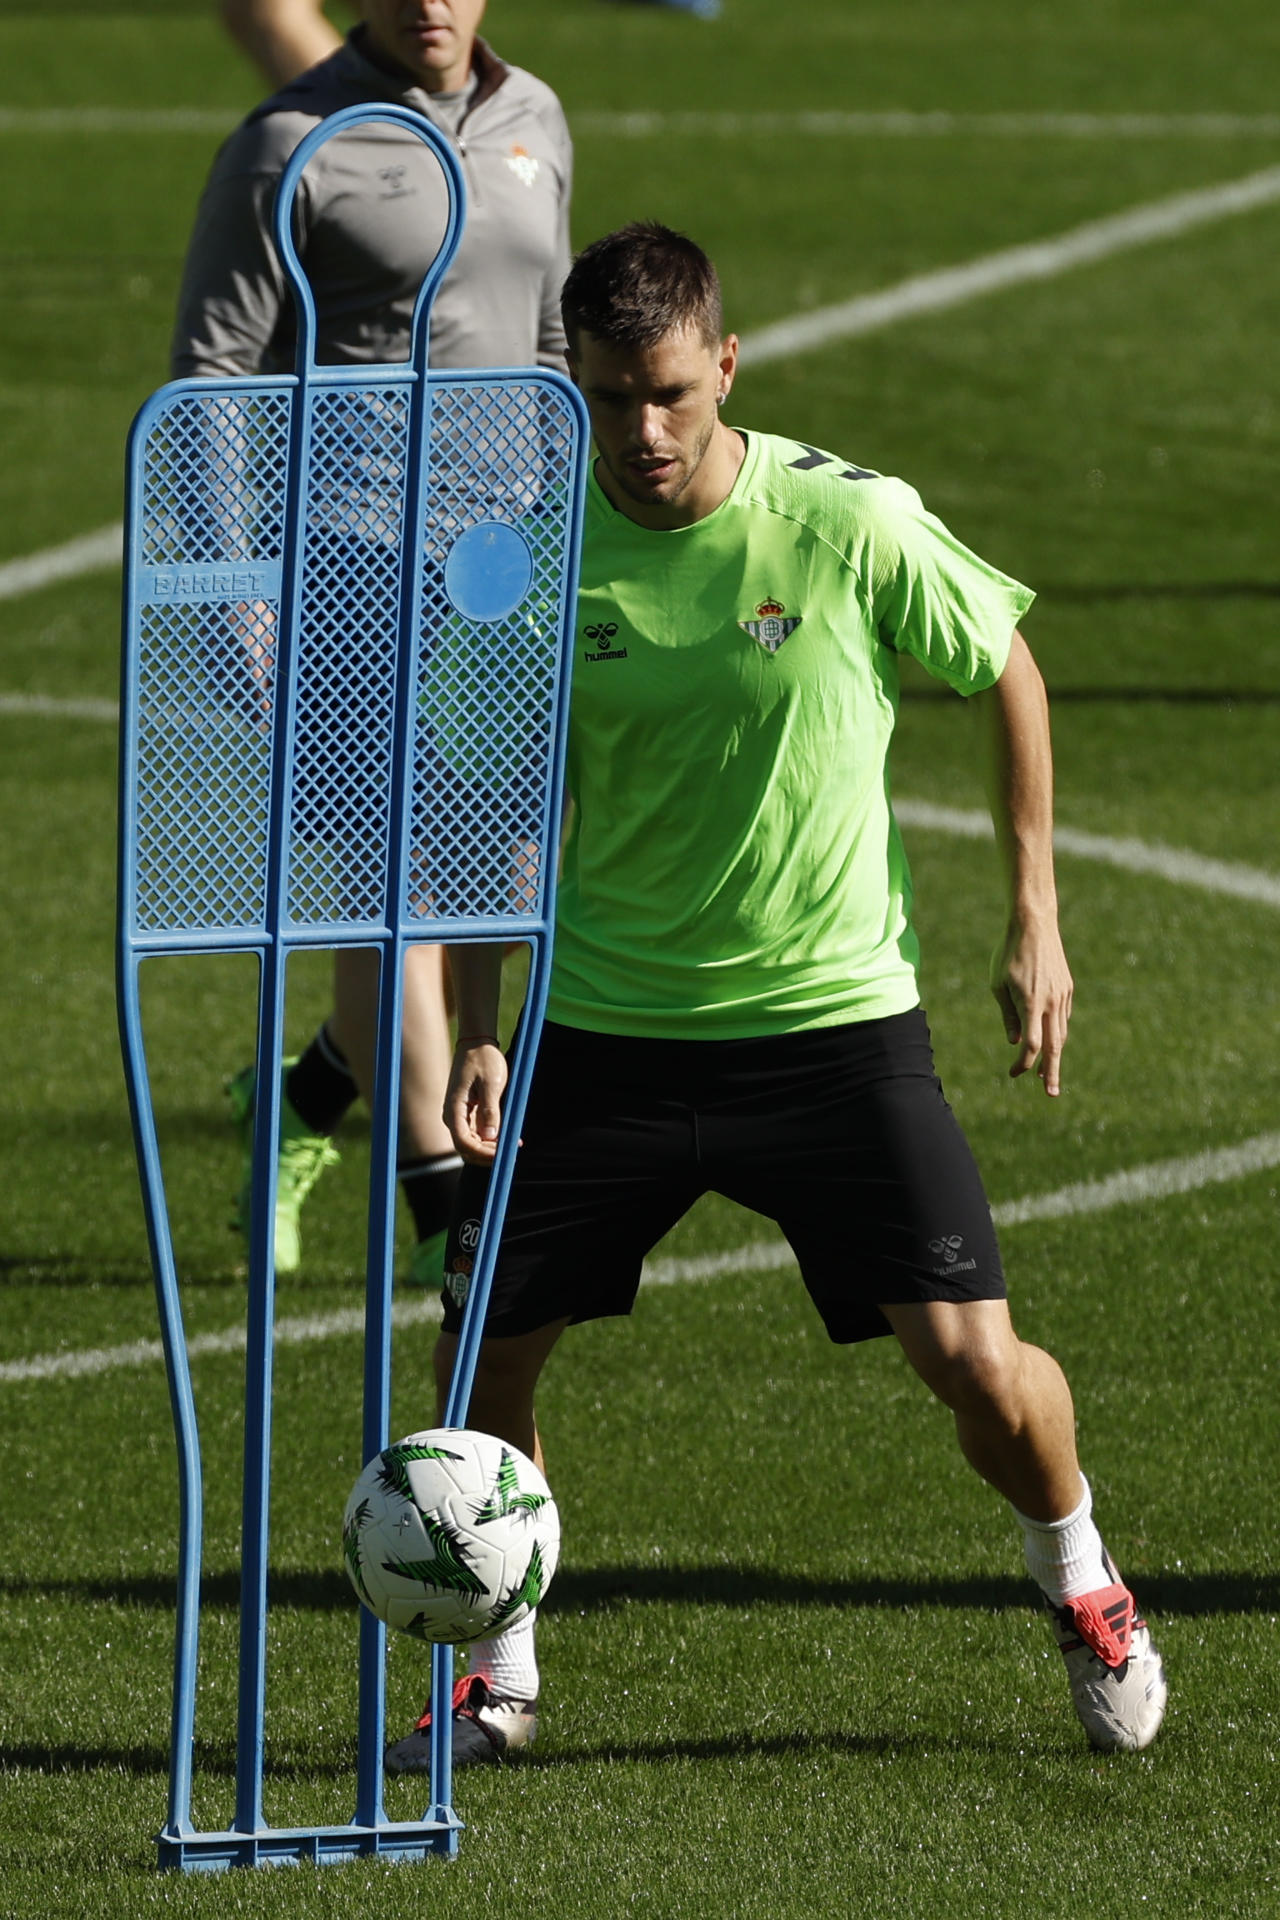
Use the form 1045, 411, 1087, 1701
226, 1061, 340, 1276
405, 1228, 449, 1288
383, 1675, 538, 1773
1049, 1554, 1167, 1752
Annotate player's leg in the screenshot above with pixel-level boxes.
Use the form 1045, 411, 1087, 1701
878, 1297, 1080, 1518
384, 1319, 568, 1776
430, 1321, 565, 1470
722, 1011, 1166, 1753
385, 1022, 704, 1774
229, 944, 460, 1278
329, 942, 462, 1284
881, 1296, 1166, 1751
226, 1050, 342, 1276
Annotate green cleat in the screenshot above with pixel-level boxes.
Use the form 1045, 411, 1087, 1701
405, 1228, 450, 1288
226, 1061, 340, 1275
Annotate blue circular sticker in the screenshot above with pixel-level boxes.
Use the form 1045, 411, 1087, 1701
443, 521, 533, 623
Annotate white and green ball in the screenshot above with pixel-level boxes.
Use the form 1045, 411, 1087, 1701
342, 1427, 560, 1644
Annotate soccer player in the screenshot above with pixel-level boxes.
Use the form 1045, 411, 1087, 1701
174, 0, 572, 1282
385, 222, 1167, 1771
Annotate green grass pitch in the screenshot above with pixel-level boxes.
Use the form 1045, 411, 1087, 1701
2, 1, 1280, 1914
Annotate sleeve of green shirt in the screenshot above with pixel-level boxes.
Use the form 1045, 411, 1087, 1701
867, 477, 1035, 695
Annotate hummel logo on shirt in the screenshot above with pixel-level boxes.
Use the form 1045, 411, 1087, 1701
584, 621, 627, 663
929, 1234, 977, 1275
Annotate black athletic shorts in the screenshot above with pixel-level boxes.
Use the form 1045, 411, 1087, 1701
440, 1009, 1006, 1345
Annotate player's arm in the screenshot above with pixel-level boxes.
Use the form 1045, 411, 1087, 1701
171, 157, 290, 382
444, 944, 507, 1163
170, 147, 295, 711
536, 106, 574, 373
975, 629, 1074, 1095
220, 0, 343, 86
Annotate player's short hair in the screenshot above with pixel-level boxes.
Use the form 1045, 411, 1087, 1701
561, 222, 723, 353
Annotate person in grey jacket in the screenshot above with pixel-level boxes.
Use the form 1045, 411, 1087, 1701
174, 0, 572, 1287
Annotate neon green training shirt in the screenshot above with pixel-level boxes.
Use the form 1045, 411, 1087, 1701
545, 429, 1034, 1039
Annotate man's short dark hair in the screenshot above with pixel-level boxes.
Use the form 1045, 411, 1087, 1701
561, 222, 723, 354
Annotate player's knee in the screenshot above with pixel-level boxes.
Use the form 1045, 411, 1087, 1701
924, 1329, 1025, 1422
470, 1331, 549, 1404
431, 1331, 458, 1414
432, 1325, 551, 1413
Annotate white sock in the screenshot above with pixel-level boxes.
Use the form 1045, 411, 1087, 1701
468, 1610, 539, 1702
1013, 1475, 1112, 1605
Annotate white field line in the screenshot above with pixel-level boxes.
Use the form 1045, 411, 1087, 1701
5, 107, 1280, 140
5, 1129, 1279, 1387
0, 692, 119, 722
7, 157, 1280, 607
739, 162, 1280, 366
0, 1298, 440, 1387
574, 110, 1280, 141
895, 800, 1280, 910
0, 523, 122, 602
0, 108, 240, 134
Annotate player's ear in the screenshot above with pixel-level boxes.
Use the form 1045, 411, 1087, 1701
716, 334, 739, 402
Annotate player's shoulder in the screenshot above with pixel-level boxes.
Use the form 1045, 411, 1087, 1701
217, 108, 318, 176
482, 54, 573, 152
740, 432, 924, 552
495, 59, 568, 119
225, 44, 371, 169
220, 81, 338, 175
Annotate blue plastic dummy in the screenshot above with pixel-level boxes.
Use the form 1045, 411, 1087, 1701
117, 103, 587, 1871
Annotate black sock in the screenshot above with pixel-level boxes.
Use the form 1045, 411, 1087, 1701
284, 1026, 359, 1135
398, 1152, 464, 1242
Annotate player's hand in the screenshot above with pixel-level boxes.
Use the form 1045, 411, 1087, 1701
445, 1041, 507, 1163
989, 914, 1074, 1096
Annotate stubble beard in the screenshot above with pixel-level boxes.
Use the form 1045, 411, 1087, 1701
602, 409, 718, 513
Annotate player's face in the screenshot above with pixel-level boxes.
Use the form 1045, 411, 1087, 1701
360, 0, 486, 92
571, 326, 740, 530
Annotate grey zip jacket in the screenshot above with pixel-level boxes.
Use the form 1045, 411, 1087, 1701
170, 29, 572, 379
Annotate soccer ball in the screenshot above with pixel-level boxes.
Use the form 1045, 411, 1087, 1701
341, 1427, 560, 1644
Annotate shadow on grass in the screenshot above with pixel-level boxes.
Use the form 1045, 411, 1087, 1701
0, 1254, 251, 1291
520, 1725, 1020, 1769
1, 1562, 1275, 1618
0, 1254, 156, 1289
0, 1253, 363, 1290
3, 1718, 1029, 1784
0, 1739, 354, 1782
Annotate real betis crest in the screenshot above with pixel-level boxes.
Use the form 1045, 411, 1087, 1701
738, 597, 802, 654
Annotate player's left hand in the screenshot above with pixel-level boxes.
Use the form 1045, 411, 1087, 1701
989, 915, 1074, 1095
445, 1041, 508, 1163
